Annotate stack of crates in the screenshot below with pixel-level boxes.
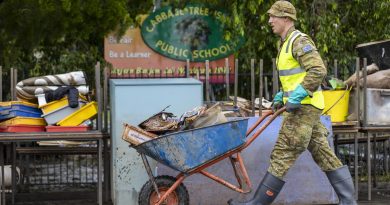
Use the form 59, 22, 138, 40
40, 95, 98, 132
0, 101, 46, 132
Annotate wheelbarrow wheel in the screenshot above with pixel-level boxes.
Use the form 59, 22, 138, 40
139, 175, 189, 205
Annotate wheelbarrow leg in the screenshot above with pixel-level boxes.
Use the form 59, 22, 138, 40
140, 153, 161, 198
229, 153, 252, 190
230, 156, 243, 188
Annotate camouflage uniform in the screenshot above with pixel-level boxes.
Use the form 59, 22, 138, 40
268, 27, 343, 179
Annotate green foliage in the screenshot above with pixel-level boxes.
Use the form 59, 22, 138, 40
0, 0, 130, 77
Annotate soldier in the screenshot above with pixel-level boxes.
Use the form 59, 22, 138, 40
228, 1, 357, 205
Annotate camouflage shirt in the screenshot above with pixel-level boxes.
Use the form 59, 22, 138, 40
278, 26, 327, 96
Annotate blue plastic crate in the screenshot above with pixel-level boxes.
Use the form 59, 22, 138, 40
0, 101, 41, 114
0, 110, 42, 121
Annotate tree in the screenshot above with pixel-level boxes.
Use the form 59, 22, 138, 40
0, 0, 130, 81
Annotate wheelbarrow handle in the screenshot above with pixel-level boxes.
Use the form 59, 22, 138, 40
273, 106, 286, 116
242, 107, 286, 149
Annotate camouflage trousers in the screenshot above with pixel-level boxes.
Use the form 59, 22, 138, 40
268, 105, 343, 179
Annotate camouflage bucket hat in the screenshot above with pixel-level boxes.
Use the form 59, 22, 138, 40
267, 1, 297, 21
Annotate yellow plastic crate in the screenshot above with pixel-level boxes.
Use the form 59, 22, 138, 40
56, 101, 97, 126
39, 95, 88, 115
0, 117, 46, 126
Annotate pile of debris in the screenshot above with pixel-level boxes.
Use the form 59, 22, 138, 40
122, 102, 251, 146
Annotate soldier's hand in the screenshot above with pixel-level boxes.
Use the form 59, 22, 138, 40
272, 91, 284, 112
285, 84, 308, 113
285, 101, 301, 112
272, 101, 284, 112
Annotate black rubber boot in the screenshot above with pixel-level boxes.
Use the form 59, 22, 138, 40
228, 172, 285, 205
326, 165, 358, 205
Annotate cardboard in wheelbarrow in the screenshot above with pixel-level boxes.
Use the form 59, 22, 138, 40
122, 124, 158, 145
135, 118, 248, 173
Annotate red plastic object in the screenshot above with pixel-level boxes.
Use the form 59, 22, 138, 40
0, 125, 45, 132
45, 125, 90, 132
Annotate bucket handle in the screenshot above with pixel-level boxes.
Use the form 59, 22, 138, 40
322, 85, 351, 116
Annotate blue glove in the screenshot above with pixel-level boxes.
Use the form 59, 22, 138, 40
286, 84, 308, 112
272, 91, 284, 112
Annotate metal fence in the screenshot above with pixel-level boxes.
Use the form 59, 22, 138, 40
16, 143, 99, 193
336, 134, 390, 185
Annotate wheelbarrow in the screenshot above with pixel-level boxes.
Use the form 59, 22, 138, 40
133, 108, 286, 205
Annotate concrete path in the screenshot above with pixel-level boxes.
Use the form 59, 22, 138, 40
14, 184, 390, 205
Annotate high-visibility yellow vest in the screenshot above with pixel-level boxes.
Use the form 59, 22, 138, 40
276, 30, 325, 109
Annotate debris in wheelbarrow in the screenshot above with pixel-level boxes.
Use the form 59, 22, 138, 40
177, 105, 207, 128
123, 103, 230, 145
138, 106, 179, 135
179, 102, 227, 130
137, 103, 229, 135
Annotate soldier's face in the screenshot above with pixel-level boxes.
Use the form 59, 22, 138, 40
268, 15, 286, 36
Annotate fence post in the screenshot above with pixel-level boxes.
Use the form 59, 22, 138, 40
363, 58, 367, 127
10, 67, 15, 101
356, 58, 360, 123
95, 62, 102, 131
251, 59, 255, 116
354, 132, 359, 201
367, 132, 371, 201
355, 57, 361, 201
264, 77, 269, 101
272, 58, 278, 96
258, 59, 263, 116
205, 60, 210, 102
103, 66, 109, 132
14, 68, 17, 100
225, 58, 230, 101
234, 59, 238, 108
103, 65, 110, 202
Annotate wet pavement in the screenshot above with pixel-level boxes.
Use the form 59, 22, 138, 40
14, 196, 390, 205
13, 183, 390, 205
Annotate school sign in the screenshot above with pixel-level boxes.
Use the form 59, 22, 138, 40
141, 4, 242, 62
104, 4, 243, 83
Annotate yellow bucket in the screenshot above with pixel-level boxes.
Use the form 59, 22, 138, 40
322, 90, 350, 122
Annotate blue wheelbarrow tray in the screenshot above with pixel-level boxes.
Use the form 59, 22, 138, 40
135, 118, 249, 173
